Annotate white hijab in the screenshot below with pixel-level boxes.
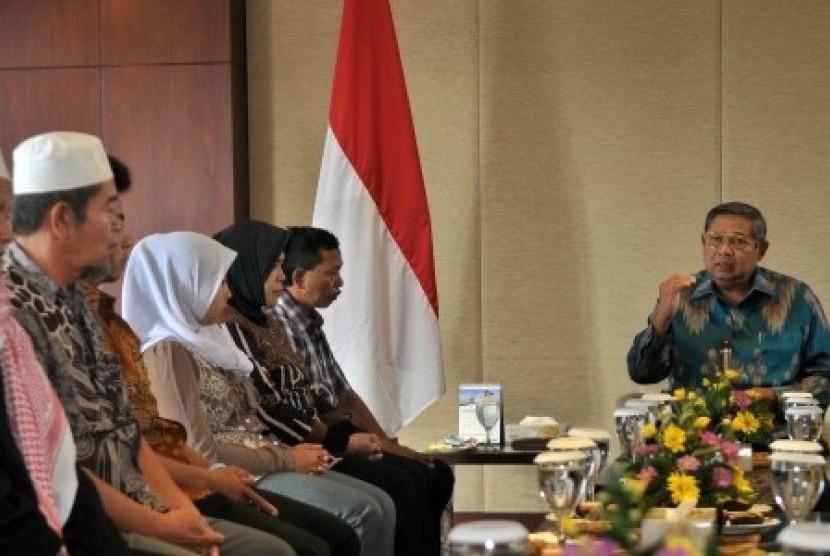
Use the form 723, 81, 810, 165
121, 231, 253, 374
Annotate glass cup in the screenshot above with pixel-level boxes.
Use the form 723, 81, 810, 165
547, 436, 600, 501
770, 452, 827, 524
624, 398, 662, 425
786, 406, 824, 441
640, 393, 674, 426
534, 451, 590, 545
613, 407, 649, 462
567, 428, 611, 502
474, 394, 501, 449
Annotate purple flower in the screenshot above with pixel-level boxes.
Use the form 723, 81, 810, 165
733, 390, 752, 409
712, 466, 733, 488
676, 455, 701, 472
634, 443, 661, 456
701, 431, 720, 447
637, 465, 658, 483
592, 538, 622, 556
720, 440, 740, 464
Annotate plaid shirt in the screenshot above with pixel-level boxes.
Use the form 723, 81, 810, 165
269, 291, 351, 411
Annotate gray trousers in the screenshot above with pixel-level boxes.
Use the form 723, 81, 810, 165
122, 516, 297, 555
256, 470, 395, 556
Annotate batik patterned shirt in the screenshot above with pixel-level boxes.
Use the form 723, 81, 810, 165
628, 266, 830, 405
270, 292, 351, 411
2, 243, 161, 509
82, 283, 210, 501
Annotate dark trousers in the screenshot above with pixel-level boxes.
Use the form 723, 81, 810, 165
334, 453, 454, 556
383, 454, 454, 554
196, 488, 360, 556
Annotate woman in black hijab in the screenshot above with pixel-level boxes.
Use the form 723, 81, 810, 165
214, 220, 406, 556
216, 220, 448, 556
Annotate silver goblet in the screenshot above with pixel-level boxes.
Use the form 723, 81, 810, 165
770, 452, 826, 524
613, 407, 649, 462
534, 450, 591, 545
786, 406, 824, 442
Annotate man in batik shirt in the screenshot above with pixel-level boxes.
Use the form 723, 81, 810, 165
628, 201, 830, 406
3, 132, 293, 556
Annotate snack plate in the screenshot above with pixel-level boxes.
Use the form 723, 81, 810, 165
721, 517, 780, 536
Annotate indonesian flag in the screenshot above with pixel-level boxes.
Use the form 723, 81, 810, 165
313, 0, 444, 435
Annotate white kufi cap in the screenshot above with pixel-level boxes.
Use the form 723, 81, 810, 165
0, 151, 8, 181
13, 131, 113, 194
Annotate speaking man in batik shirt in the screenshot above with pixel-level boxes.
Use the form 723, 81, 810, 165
628, 201, 830, 407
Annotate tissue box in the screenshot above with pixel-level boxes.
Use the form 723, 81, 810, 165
641, 507, 717, 552
517, 416, 560, 438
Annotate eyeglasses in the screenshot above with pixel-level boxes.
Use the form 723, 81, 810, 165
703, 232, 758, 252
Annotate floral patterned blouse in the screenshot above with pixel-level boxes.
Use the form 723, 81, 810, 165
143, 339, 294, 476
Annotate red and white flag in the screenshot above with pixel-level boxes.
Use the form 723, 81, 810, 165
313, 0, 444, 435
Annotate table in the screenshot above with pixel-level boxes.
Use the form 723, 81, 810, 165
428, 446, 544, 466
424, 444, 546, 548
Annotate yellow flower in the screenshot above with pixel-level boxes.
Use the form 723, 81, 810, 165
733, 468, 754, 496
622, 477, 647, 501
693, 416, 711, 429
702, 378, 711, 387
668, 472, 700, 505
731, 411, 760, 435
662, 424, 687, 453
673, 388, 687, 401
687, 392, 697, 400
724, 368, 740, 381
641, 423, 658, 439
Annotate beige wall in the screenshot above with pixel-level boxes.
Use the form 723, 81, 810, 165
246, 1, 830, 511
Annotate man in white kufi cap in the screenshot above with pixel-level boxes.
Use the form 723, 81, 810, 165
0, 136, 131, 555
10, 131, 117, 284
3, 132, 256, 555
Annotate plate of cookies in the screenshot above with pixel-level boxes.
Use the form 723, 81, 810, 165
721, 502, 780, 535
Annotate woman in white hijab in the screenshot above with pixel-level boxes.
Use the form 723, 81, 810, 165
122, 232, 387, 556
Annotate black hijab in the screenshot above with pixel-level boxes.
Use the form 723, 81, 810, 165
213, 220, 290, 326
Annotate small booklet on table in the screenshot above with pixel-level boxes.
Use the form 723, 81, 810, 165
458, 383, 503, 446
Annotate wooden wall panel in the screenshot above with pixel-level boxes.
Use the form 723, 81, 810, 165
0, 0, 99, 68
0, 0, 247, 242
0, 69, 101, 161
102, 64, 238, 240
100, 0, 233, 64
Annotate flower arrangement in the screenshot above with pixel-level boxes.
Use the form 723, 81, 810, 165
554, 355, 775, 555
560, 468, 719, 556
629, 386, 756, 508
